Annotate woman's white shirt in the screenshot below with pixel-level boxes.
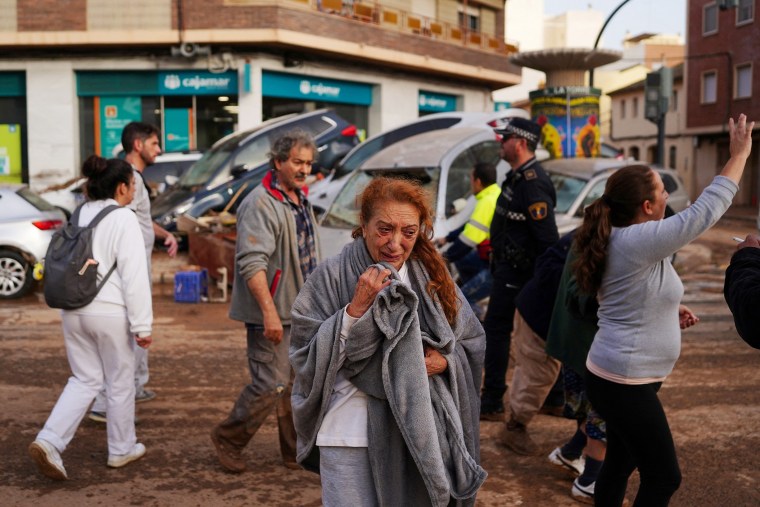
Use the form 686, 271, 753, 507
317, 263, 409, 447
67, 199, 152, 338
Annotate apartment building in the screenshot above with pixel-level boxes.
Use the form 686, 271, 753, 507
686, 0, 759, 205
0, 0, 521, 187
607, 64, 695, 196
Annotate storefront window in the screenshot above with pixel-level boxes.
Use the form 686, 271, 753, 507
196, 96, 237, 150
77, 70, 238, 160
0, 72, 28, 183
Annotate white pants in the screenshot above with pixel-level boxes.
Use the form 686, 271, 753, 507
92, 256, 151, 412
37, 312, 137, 456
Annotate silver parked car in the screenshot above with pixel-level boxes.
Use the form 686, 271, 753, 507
544, 158, 691, 235
308, 109, 532, 216
0, 185, 66, 298
318, 127, 509, 260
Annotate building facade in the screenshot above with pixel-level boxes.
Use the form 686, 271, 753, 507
686, 0, 759, 205
0, 0, 521, 188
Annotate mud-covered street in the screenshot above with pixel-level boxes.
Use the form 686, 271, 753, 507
1, 211, 759, 506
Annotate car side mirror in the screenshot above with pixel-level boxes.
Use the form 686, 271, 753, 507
231, 164, 248, 179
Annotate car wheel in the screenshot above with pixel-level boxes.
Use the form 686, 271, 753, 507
0, 249, 33, 299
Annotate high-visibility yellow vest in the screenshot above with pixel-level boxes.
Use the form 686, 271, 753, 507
459, 183, 500, 249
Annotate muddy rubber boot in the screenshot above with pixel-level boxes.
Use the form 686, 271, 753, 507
501, 418, 540, 456
211, 392, 278, 473
277, 390, 300, 470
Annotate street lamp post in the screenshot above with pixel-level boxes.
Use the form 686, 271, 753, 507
588, 0, 633, 88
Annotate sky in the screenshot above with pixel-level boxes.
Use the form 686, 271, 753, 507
544, 0, 687, 49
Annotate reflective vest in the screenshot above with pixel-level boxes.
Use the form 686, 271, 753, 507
459, 183, 500, 258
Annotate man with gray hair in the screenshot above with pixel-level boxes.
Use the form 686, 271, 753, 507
210, 129, 321, 473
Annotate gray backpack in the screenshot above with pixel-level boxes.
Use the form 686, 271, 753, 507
43, 203, 121, 310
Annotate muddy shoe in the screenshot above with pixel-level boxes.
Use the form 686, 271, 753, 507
210, 426, 246, 473
480, 400, 505, 422
107, 443, 146, 468
501, 419, 540, 456
570, 477, 595, 505
29, 439, 67, 480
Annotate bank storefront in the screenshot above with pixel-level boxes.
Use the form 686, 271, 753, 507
77, 70, 239, 159
0, 72, 27, 183
418, 90, 459, 116
261, 70, 372, 137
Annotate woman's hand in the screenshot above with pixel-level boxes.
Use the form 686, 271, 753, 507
679, 304, 699, 330
135, 335, 152, 349
424, 346, 448, 376
347, 266, 392, 318
729, 114, 755, 161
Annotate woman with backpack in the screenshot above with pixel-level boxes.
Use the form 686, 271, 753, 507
29, 155, 152, 480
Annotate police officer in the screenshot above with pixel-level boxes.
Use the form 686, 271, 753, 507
480, 117, 559, 421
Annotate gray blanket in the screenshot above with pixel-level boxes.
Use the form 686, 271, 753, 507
290, 238, 486, 506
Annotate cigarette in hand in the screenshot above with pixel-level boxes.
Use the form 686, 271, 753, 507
733, 236, 745, 243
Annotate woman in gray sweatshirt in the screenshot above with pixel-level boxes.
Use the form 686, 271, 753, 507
571, 114, 754, 507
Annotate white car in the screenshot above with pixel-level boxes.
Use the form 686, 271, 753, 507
544, 158, 691, 235
309, 109, 531, 216
38, 177, 86, 217
39, 151, 205, 216
318, 127, 510, 260
0, 185, 66, 298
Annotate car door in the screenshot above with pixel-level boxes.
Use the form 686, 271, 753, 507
574, 175, 608, 219
437, 139, 503, 238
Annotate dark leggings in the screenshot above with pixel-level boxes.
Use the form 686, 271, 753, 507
586, 371, 682, 507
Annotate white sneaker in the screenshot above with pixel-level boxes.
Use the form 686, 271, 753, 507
548, 446, 585, 476
29, 439, 67, 480
571, 477, 595, 504
107, 443, 146, 468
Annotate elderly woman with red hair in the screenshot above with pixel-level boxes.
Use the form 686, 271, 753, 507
290, 177, 486, 507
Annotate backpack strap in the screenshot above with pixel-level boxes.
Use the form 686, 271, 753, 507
87, 204, 122, 289
69, 202, 85, 226
96, 261, 119, 292
88, 204, 122, 228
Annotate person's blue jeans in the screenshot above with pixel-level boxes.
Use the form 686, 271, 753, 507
460, 268, 492, 320
454, 251, 492, 319
454, 250, 486, 283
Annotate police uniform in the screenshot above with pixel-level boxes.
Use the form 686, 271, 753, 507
481, 119, 559, 417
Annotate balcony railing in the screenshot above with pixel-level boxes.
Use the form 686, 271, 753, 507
287, 0, 519, 55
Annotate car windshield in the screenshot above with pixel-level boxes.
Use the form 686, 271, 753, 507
320, 167, 441, 229
178, 132, 249, 187
548, 172, 589, 214
334, 118, 461, 179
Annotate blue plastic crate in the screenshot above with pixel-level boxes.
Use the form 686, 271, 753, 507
174, 269, 208, 303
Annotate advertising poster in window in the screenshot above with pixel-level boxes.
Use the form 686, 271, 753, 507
529, 87, 601, 158
165, 108, 193, 152
0, 124, 22, 183
97, 96, 142, 157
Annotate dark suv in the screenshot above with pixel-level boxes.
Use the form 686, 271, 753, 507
151, 109, 358, 236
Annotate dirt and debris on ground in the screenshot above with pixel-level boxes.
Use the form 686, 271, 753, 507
1, 211, 759, 506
